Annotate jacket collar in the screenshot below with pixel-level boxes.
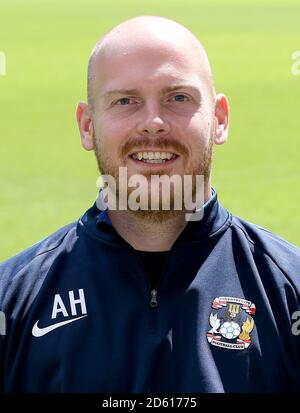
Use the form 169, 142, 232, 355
79, 188, 231, 247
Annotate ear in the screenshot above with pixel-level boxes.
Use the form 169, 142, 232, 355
214, 93, 229, 145
76, 102, 94, 151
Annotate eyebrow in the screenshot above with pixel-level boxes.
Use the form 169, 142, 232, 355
102, 84, 202, 101
103, 88, 140, 100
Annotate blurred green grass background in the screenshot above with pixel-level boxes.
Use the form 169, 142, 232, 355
0, 0, 300, 260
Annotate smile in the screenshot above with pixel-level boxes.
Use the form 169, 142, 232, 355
130, 151, 178, 164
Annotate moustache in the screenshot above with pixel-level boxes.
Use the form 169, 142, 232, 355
121, 136, 189, 158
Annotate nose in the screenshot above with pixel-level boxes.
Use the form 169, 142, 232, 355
136, 103, 170, 136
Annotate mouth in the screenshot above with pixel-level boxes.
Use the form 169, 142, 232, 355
129, 150, 179, 165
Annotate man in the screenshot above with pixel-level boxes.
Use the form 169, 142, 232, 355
0, 15, 300, 393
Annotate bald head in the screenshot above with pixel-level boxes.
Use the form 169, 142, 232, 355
87, 16, 215, 107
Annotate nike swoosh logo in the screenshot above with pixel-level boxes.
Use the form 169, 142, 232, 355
32, 315, 87, 337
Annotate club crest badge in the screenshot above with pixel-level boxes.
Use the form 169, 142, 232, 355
206, 296, 256, 351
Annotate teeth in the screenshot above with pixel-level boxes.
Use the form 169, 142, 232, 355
131, 151, 177, 162
142, 159, 166, 163
154, 152, 160, 159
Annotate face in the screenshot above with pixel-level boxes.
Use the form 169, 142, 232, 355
77, 37, 228, 218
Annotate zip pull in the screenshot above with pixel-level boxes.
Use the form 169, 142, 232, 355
150, 289, 158, 308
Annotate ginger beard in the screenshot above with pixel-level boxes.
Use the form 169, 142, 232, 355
93, 133, 214, 224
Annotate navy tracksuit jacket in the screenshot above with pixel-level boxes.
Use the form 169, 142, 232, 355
1, 190, 300, 393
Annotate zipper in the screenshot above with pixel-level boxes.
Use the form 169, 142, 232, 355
147, 255, 170, 333
147, 249, 174, 309
149, 289, 158, 308
148, 287, 158, 334
133, 248, 173, 333
148, 279, 161, 334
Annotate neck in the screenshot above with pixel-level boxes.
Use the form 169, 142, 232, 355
108, 185, 212, 251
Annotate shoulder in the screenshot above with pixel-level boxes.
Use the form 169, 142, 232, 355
0, 222, 78, 304
231, 214, 300, 285
0, 222, 78, 272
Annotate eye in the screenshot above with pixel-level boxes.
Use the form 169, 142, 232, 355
116, 97, 131, 105
115, 97, 139, 106
170, 94, 190, 103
